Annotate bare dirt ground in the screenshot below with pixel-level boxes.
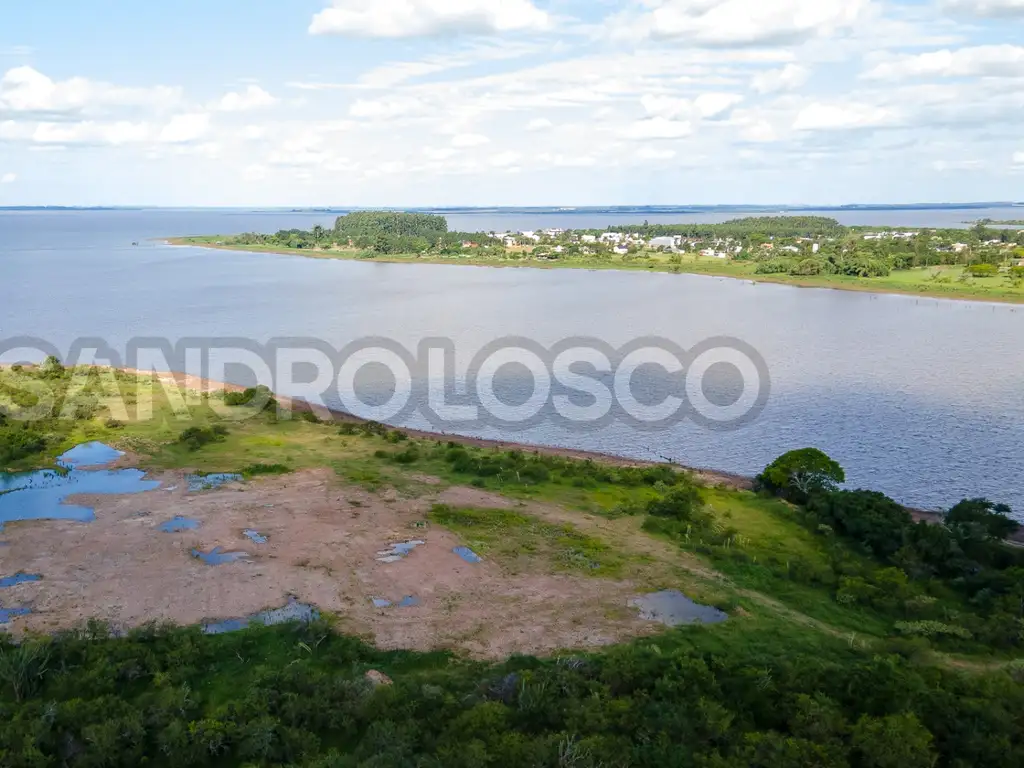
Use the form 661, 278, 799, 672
0, 470, 666, 658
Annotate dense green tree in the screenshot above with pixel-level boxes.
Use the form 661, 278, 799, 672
757, 448, 846, 503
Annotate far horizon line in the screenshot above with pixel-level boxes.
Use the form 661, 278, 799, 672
1, 201, 1022, 212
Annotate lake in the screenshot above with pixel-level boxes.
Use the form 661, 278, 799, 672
2, 208, 1023, 517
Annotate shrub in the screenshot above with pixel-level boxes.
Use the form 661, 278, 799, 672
178, 425, 229, 451
966, 262, 999, 277
240, 463, 291, 477
894, 620, 972, 640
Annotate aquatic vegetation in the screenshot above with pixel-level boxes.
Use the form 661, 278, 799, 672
186, 473, 243, 492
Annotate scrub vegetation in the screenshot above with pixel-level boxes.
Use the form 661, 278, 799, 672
1, 364, 1022, 767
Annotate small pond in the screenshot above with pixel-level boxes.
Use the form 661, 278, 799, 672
159, 516, 201, 532
453, 546, 483, 564
371, 595, 421, 608
58, 442, 124, 467
630, 590, 728, 627
0, 573, 42, 588
0, 607, 31, 624
202, 597, 319, 634
192, 546, 249, 565
376, 540, 425, 563
0, 461, 161, 526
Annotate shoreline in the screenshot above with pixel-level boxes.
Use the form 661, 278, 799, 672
165, 237, 1024, 306
120, 367, 755, 493
5, 364, 1022, 543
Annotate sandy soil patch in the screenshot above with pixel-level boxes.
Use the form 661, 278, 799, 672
0, 470, 661, 657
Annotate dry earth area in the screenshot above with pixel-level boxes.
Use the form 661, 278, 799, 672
0, 469, 678, 658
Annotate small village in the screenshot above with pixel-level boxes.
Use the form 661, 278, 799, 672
486, 224, 1024, 266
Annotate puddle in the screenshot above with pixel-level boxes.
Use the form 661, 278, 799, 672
192, 546, 249, 565
372, 596, 420, 609
0, 573, 42, 588
58, 442, 124, 467
376, 539, 425, 563
187, 474, 243, 492
0, 466, 161, 526
243, 529, 268, 544
453, 546, 483, 564
629, 590, 728, 627
202, 597, 319, 635
159, 516, 201, 532
0, 607, 31, 624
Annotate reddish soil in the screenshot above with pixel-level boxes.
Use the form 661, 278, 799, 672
0, 470, 658, 657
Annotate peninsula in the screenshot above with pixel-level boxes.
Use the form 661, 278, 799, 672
170, 211, 1024, 304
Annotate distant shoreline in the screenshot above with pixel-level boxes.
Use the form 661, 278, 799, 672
165, 237, 1024, 306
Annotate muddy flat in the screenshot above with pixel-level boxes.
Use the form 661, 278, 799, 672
0, 469, 668, 658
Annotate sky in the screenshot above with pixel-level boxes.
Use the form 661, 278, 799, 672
1, 0, 1023, 207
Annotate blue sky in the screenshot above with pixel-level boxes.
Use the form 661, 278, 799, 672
1, 0, 1022, 206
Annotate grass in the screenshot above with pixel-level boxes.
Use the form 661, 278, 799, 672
169, 236, 1024, 304
428, 504, 628, 578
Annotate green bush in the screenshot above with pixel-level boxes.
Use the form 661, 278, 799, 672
178, 425, 229, 451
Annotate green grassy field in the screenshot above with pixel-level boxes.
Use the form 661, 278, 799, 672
169, 235, 1024, 304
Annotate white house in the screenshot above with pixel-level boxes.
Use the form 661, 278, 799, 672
649, 236, 677, 249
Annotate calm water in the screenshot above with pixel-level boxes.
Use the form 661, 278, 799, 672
2, 209, 1023, 516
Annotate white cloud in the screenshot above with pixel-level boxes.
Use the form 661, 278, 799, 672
1014, 151, 1024, 164
751, 63, 809, 94
623, 117, 693, 140
618, 0, 871, 47
424, 146, 458, 161
793, 102, 899, 131
217, 85, 277, 112
349, 97, 425, 119
942, 0, 1024, 17
526, 117, 553, 131
931, 159, 983, 171
637, 147, 676, 160
309, 0, 550, 38
640, 92, 742, 121
489, 150, 521, 167
0, 172, 15, 183
0, 66, 180, 116
693, 93, 743, 119
451, 132, 489, 147
0, 119, 152, 146
863, 45, 1024, 80
158, 113, 210, 144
